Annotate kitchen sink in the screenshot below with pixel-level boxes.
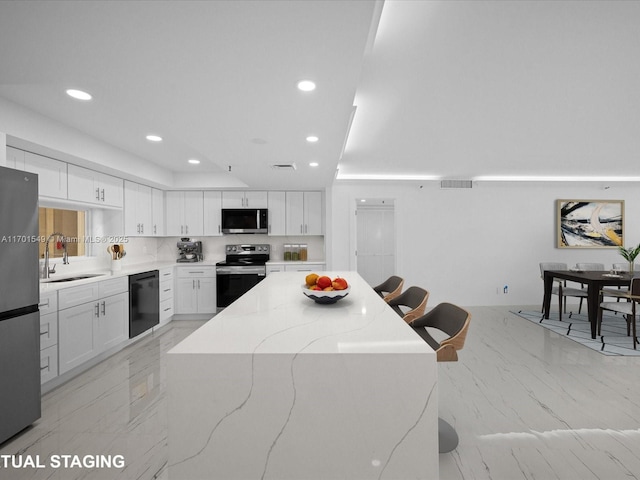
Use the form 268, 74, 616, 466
42, 274, 105, 283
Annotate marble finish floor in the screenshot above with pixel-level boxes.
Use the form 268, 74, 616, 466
1, 307, 640, 479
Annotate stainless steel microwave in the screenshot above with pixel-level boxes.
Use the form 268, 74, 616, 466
221, 209, 268, 234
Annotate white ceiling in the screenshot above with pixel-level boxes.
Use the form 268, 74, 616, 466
1, 1, 640, 190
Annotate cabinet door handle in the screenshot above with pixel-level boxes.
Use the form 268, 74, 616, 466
101, 301, 106, 316
181, 225, 184, 234
141, 224, 144, 234
101, 189, 105, 201
95, 302, 100, 317
218, 225, 221, 234
96, 187, 101, 201
198, 279, 201, 289
186, 225, 189, 234
154, 225, 157, 235
192, 280, 195, 289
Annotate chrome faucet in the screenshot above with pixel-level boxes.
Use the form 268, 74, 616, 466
42, 232, 69, 279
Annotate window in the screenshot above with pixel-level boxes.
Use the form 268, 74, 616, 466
39, 207, 86, 258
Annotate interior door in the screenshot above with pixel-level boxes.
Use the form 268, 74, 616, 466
356, 201, 396, 287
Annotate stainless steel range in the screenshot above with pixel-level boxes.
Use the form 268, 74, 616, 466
216, 244, 270, 308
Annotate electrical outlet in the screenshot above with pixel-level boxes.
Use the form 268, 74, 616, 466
503, 285, 509, 294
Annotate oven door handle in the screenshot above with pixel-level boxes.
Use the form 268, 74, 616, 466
216, 266, 266, 275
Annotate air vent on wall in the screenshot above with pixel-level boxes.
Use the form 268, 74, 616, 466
271, 163, 297, 171
440, 179, 472, 189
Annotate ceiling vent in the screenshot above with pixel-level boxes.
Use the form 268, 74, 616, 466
271, 163, 297, 171
441, 179, 472, 189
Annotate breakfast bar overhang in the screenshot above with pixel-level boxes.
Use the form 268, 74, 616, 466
167, 271, 438, 479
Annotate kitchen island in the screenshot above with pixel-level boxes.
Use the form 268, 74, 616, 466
167, 271, 438, 479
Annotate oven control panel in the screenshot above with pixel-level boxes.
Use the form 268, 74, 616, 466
225, 244, 270, 255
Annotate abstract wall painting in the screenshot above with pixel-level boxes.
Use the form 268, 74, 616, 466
557, 200, 624, 248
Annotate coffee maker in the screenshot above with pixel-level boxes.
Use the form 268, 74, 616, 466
177, 239, 203, 262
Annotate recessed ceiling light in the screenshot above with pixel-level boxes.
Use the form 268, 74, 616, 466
297, 80, 316, 92
146, 134, 163, 142
188, 159, 200, 165
306, 136, 319, 143
309, 162, 319, 167
66, 89, 92, 101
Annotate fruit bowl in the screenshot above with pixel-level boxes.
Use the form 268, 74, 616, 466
301, 284, 351, 304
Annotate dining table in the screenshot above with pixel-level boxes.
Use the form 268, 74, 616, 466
542, 269, 632, 339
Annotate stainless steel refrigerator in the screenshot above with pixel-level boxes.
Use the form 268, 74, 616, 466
0, 165, 41, 444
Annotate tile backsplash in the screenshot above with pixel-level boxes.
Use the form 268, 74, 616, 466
42, 235, 325, 275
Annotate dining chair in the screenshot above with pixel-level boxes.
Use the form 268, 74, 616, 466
539, 262, 588, 321
372, 275, 404, 303
603, 263, 632, 301
575, 263, 605, 271
577, 263, 620, 302
410, 302, 471, 453
387, 286, 429, 323
598, 277, 640, 349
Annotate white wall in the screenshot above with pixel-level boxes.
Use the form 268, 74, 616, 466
328, 181, 640, 307
0, 97, 174, 187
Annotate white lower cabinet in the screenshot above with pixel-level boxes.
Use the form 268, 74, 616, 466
58, 277, 128, 375
58, 301, 99, 374
159, 267, 175, 324
175, 266, 216, 314
285, 264, 325, 272
39, 291, 58, 384
266, 265, 284, 275
98, 292, 128, 351
40, 345, 58, 384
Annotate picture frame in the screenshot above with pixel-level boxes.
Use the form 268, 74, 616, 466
557, 199, 624, 248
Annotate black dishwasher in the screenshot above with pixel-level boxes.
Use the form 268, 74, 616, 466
129, 270, 159, 338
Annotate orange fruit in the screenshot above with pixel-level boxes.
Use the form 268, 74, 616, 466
305, 273, 319, 286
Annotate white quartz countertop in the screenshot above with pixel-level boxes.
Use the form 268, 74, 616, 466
167, 271, 438, 479
266, 260, 325, 265
170, 271, 433, 355
38, 260, 178, 293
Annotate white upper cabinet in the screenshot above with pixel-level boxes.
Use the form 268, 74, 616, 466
6, 146, 25, 170
285, 191, 323, 236
6, 147, 67, 199
166, 191, 204, 237
221, 191, 268, 209
203, 191, 223, 236
151, 188, 165, 236
267, 191, 286, 236
124, 181, 153, 236
68, 164, 123, 207
24, 152, 68, 199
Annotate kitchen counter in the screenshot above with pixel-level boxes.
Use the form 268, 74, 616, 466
266, 260, 325, 265
167, 271, 438, 479
38, 261, 178, 293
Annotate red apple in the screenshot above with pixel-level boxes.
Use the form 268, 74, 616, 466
332, 278, 348, 290
316, 276, 332, 289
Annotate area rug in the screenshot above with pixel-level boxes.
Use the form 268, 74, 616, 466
512, 309, 640, 356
